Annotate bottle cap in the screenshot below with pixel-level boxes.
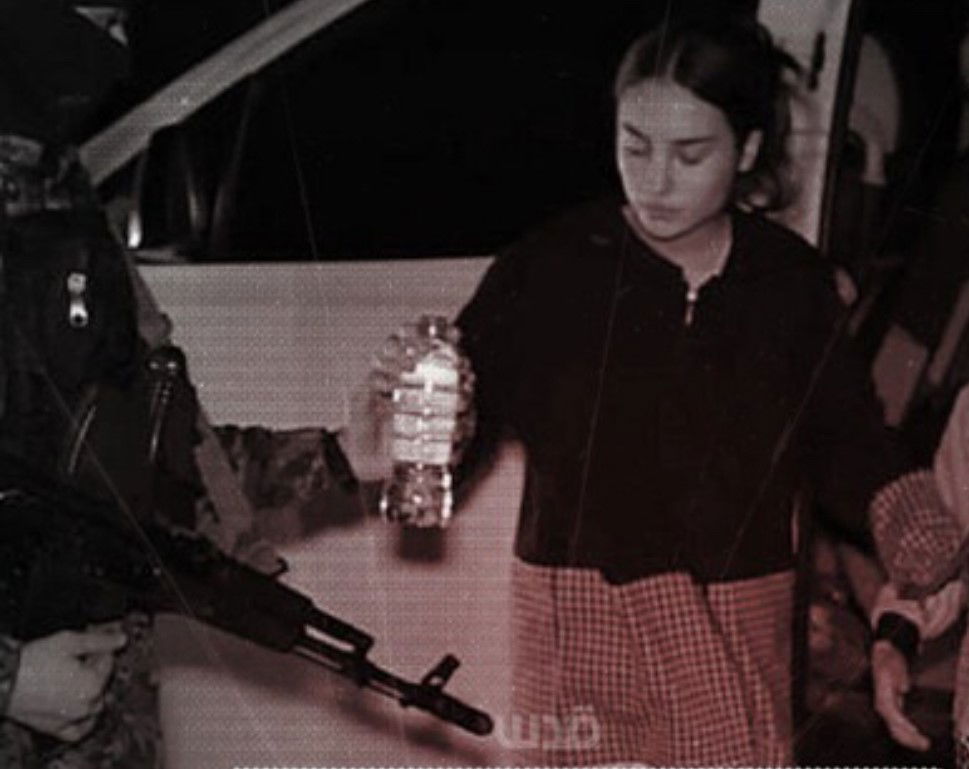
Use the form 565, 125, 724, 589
418, 314, 450, 338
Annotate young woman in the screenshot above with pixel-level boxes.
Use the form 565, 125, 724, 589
455, 16, 914, 765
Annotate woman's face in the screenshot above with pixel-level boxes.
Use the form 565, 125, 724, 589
616, 78, 759, 245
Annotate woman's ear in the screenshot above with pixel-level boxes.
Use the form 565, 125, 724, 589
739, 130, 764, 173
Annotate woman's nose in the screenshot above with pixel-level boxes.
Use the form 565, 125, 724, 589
648, 155, 674, 194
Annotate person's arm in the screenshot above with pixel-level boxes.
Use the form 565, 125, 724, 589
867, 383, 969, 751
869, 385, 969, 595
871, 581, 967, 657
869, 580, 966, 751
452, 249, 529, 504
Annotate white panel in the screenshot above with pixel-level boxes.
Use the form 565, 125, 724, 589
144, 259, 525, 766
759, 0, 854, 246
142, 259, 490, 429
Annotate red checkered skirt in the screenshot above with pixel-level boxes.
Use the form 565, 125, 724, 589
509, 559, 794, 766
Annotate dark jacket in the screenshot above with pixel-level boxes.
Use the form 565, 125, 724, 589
456, 200, 906, 584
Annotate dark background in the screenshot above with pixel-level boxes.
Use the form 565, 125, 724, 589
100, 0, 761, 260
2, 0, 967, 262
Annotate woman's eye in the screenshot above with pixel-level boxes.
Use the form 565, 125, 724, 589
623, 144, 650, 158
677, 146, 708, 165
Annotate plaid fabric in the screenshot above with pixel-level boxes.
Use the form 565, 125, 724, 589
870, 469, 962, 591
510, 559, 794, 766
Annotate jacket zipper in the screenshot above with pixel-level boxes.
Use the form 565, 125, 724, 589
684, 286, 698, 326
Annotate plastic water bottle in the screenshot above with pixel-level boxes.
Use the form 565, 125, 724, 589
377, 315, 471, 527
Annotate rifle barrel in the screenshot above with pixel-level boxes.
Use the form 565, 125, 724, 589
295, 634, 493, 736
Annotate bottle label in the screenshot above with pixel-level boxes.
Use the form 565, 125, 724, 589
406, 351, 460, 389
392, 386, 460, 413
391, 436, 453, 464
392, 412, 457, 438
386, 336, 462, 467
379, 318, 463, 527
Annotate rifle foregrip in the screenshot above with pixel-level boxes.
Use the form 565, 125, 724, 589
306, 607, 373, 652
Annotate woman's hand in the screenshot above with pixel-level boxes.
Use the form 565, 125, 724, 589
871, 638, 930, 752
6, 622, 127, 742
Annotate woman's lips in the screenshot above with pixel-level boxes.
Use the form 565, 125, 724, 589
645, 205, 680, 220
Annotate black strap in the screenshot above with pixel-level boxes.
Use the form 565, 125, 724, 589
873, 610, 920, 665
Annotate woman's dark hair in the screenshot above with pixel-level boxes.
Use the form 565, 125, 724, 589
614, 16, 800, 210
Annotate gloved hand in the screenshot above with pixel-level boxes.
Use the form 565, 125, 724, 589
6, 621, 127, 742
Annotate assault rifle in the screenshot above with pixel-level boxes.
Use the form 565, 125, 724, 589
0, 451, 493, 737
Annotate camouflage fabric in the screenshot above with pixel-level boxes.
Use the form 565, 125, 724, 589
0, 134, 352, 767
0, 135, 98, 218
0, 635, 29, 767
0, 635, 19, 713
0, 424, 348, 768
211, 424, 356, 544
0, 136, 158, 768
